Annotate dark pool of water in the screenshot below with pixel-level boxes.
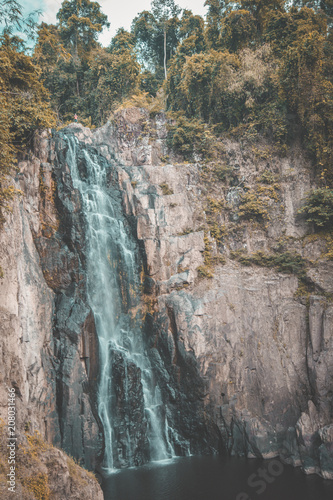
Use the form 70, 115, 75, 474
102, 455, 333, 500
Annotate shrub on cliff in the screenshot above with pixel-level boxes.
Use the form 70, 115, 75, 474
238, 190, 270, 222
299, 188, 333, 229
0, 22, 55, 229
167, 114, 220, 160
231, 250, 307, 279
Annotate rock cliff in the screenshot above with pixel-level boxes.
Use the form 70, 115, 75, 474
92, 108, 333, 478
0, 107, 332, 486
0, 130, 103, 497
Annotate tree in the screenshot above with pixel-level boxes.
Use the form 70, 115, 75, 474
178, 10, 206, 55
33, 23, 71, 121
234, 0, 285, 32
0, 0, 39, 36
266, 7, 333, 180
55, 0, 109, 109
132, 0, 182, 80
167, 49, 239, 123
85, 29, 141, 124
151, 0, 181, 78
221, 9, 257, 51
0, 34, 55, 145
204, 0, 229, 49
166, 11, 206, 104
56, 0, 109, 59
298, 188, 333, 227
205, 0, 285, 45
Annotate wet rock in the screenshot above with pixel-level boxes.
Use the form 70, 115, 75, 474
111, 350, 149, 468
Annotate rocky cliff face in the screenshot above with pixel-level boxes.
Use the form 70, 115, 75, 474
0, 131, 103, 497
0, 108, 332, 485
91, 108, 333, 478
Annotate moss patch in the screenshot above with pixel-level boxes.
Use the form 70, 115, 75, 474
230, 249, 307, 279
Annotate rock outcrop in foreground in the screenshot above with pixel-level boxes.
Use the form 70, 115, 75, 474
0, 423, 103, 499
0, 108, 332, 485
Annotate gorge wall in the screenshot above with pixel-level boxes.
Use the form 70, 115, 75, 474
0, 130, 103, 498
0, 108, 332, 490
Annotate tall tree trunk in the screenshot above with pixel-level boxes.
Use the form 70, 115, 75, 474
163, 28, 167, 79
75, 30, 78, 60
76, 74, 80, 96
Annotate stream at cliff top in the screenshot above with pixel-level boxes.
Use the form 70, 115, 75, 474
102, 455, 333, 500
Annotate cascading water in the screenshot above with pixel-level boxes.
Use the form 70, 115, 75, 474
65, 134, 174, 471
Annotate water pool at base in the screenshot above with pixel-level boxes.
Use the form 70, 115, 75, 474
102, 455, 333, 500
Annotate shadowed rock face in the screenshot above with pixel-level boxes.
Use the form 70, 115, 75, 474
111, 349, 149, 468
39, 133, 102, 470
0, 110, 332, 481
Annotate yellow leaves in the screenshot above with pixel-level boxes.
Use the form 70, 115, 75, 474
229, 44, 276, 93
23, 473, 51, 500
0, 36, 56, 227
168, 48, 239, 122
33, 24, 71, 66
238, 189, 270, 222
115, 91, 164, 116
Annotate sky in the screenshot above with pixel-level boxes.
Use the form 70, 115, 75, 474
23, 0, 208, 46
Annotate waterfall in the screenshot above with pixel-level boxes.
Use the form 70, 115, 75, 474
65, 135, 174, 471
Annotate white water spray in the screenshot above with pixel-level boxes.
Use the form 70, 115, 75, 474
65, 135, 174, 470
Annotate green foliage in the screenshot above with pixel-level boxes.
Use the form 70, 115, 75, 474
231, 249, 307, 278
179, 10, 206, 55
167, 44, 288, 145
165, 2, 331, 179
167, 114, 220, 160
228, 44, 288, 142
211, 162, 234, 181
57, 0, 109, 57
177, 228, 193, 236
140, 70, 160, 96
266, 7, 333, 180
298, 188, 333, 228
259, 170, 278, 184
1, 35, 55, 143
221, 9, 257, 52
234, 0, 286, 33
0, 32, 55, 226
132, 0, 182, 80
86, 30, 141, 123
2, 0, 332, 197
205, 0, 227, 49
197, 233, 214, 278
34, 0, 110, 125
167, 49, 239, 124
115, 90, 165, 118
34, 22, 140, 125
205, 197, 225, 243
197, 265, 214, 278
324, 233, 333, 260
238, 190, 270, 222
164, 13, 206, 109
